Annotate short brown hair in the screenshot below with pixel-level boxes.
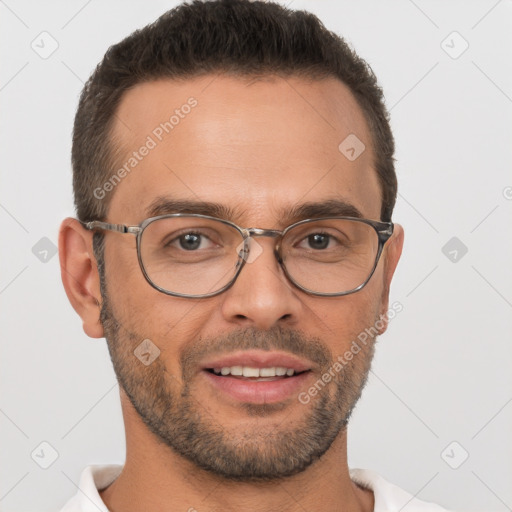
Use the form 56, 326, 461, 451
72, 0, 396, 223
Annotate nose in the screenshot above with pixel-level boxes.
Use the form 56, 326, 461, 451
220, 237, 305, 330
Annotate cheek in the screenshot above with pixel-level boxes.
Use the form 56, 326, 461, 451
308, 288, 382, 356
104, 247, 220, 371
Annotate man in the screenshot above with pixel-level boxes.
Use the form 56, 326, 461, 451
58, 0, 450, 510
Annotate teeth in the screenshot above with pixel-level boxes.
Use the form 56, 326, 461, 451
242, 366, 260, 377
230, 365, 243, 376
212, 366, 297, 377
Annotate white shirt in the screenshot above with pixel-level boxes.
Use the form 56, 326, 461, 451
59, 465, 451, 511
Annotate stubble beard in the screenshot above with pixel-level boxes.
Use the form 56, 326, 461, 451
97, 268, 376, 482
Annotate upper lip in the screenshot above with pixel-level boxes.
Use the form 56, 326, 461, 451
200, 350, 313, 373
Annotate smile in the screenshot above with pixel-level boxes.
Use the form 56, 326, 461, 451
207, 365, 308, 380
199, 351, 313, 403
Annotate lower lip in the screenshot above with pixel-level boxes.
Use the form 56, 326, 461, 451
201, 370, 311, 404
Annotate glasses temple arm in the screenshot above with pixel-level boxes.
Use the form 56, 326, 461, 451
81, 220, 134, 234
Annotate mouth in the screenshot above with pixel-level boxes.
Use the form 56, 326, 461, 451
205, 366, 309, 381
199, 351, 313, 404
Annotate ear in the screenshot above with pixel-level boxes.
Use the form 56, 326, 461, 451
58, 218, 104, 339
377, 223, 404, 334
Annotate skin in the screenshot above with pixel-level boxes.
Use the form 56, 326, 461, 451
59, 75, 404, 512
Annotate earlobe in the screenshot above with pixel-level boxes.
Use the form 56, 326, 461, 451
58, 218, 104, 339
378, 223, 404, 334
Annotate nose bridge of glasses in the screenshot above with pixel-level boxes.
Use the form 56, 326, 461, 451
244, 228, 282, 238
237, 228, 283, 265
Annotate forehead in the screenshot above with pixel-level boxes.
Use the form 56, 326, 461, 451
107, 75, 381, 224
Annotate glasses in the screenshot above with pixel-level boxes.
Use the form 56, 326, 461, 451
82, 214, 394, 298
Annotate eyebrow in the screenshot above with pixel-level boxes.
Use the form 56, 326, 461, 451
145, 198, 238, 219
288, 199, 363, 221
144, 197, 364, 224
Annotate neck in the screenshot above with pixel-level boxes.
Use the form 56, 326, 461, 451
100, 391, 374, 512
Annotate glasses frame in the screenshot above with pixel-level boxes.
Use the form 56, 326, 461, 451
82, 213, 394, 299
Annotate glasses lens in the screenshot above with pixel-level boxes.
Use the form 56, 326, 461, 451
281, 219, 380, 294
140, 216, 244, 296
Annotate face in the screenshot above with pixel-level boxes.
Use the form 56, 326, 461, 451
92, 75, 402, 481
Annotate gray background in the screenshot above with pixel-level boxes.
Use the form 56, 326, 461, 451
1, 1, 511, 511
